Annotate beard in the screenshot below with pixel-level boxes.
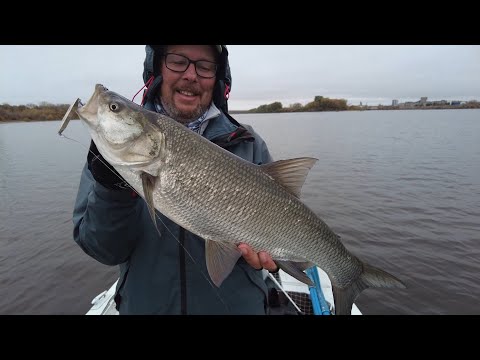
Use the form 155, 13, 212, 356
160, 98, 209, 125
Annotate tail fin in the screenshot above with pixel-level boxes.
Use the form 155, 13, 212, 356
332, 263, 406, 315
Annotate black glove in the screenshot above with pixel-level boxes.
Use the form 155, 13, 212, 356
87, 140, 130, 191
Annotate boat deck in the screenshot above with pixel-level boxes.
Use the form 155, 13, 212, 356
86, 267, 361, 315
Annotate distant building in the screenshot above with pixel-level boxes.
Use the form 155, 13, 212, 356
364, 97, 479, 110
431, 100, 449, 106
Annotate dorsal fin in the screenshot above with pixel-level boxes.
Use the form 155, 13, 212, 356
261, 157, 318, 198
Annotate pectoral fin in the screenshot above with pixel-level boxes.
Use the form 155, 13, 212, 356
140, 172, 158, 228
205, 240, 243, 287
275, 260, 315, 286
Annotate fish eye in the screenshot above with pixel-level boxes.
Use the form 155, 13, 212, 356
109, 103, 119, 112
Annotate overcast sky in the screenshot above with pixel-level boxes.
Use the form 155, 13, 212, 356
1, 45, 479, 110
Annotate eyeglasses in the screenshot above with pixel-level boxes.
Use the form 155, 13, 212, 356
163, 53, 218, 79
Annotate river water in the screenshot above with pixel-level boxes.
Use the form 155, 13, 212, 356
1, 109, 479, 314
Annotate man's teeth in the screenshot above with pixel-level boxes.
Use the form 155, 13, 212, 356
179, 90, 195, 96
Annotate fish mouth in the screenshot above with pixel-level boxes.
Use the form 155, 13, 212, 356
80, 84, 108, 109
58, 84, 106, 136
76, 84, 108, 125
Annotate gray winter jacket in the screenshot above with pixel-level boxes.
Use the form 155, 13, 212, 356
72, 106, 274, 314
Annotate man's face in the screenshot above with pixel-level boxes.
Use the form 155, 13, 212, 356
160, 45, 217, 124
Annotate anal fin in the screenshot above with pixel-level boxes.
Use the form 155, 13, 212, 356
205, 240, 242, 287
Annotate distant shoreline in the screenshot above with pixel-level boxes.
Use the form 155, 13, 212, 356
229, 106, 480, 114
2, 96, 479, 123
2, 107, 479, 124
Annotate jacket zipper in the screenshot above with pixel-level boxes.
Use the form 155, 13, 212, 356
179, 227, 187, 315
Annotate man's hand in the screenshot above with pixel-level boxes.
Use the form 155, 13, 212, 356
238, 243, 278, 273
88, 140, 130, 191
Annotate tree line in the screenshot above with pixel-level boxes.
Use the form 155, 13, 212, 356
248, 96, 350, 113
0, 103, 77, 122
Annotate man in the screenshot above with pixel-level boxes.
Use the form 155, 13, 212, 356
73, 45, 278, 314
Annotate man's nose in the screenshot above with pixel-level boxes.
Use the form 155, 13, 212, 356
183, 62, 198, 79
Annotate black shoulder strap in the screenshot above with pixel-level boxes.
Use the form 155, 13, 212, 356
210, 114, 255, 149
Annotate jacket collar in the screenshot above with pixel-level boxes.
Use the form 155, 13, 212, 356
202, 109, 238, 141
144, 97, 238, 141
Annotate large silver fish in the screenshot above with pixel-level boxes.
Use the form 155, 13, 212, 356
60, 84, 405, 315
